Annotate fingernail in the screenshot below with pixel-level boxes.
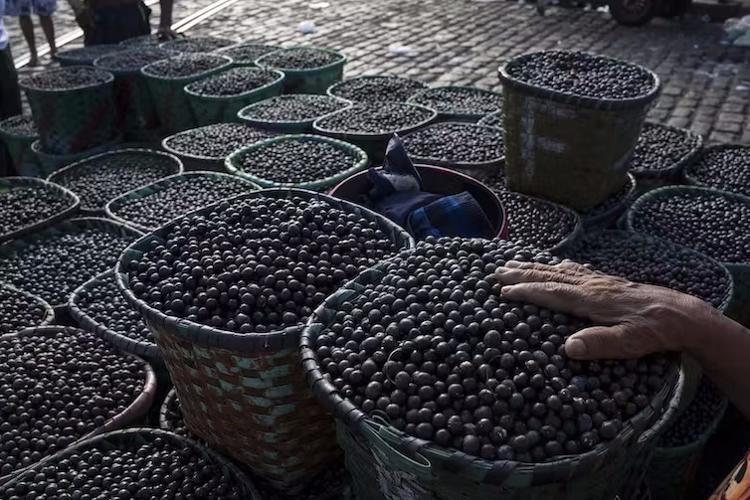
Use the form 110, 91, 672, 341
495, 267, 509, 274
565, 338, 588, 358
500, 286, 513, 296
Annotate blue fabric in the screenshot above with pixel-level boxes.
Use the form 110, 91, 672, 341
373, 190, 442, 227
368, 134, 421, 199
408, 191, 494, 240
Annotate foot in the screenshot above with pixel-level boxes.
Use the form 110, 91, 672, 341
28, 55, 40, 66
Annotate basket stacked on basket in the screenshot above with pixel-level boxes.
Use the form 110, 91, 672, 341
0, 115, 38, 175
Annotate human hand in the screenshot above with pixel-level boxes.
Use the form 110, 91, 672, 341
495, 260, 714, 360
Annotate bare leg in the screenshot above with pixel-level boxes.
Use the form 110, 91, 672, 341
18, 15, 39, 65
39, 16, 56, 56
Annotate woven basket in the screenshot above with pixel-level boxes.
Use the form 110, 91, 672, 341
327, 75, 429, 104
30, 136, 122, 177
0, 217, 143, 314
238, 94, 351, 134
0, 176, 80, 243
115, 189, 414, 493
0, 325, 157, 485
0, 115, 38, 173
256, 47, 346, 94
159, 388, 186, 434
407, 85, 504, 122
0, 427, 262, 498
629, 121, 702, 189
105, 171, 260, 232
0, 283, 55, 333
216, 42, 280, 67
225, 134, 369, 191
55, 44, 124, 66
141, 55, 233, 133
498, 51, 660, 211
312, 103, 437, 164
300, 262, 683, 500
625, 185, 750, 328
47, 148, 184, 216
579, 173, 637, 230
69, 269, 161, 362
401, 122, 505, 181
185, 69, 285, 126
683, 144, 750, 197
20, 66, 117, 155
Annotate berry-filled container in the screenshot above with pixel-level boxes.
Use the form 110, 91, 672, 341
184, 67, 285, 126
498, 50, 660, 211
54, 44, 124, 66
105, 171, 260, 232
477, 110, 503, 129
684, 144, 750, 197
118, 33, 161, 47
141, 53, 233, 133
47, 148, 183, 215
628, 121, 702, 188
94, 47, 175, 140
577, 173, 637, 230
0, 115, 38, 174
29, 135, 122, 177
329, 164, 509, 240
312, 102, 437, 164
0, 283, 54, 334
159, 388, 193, 438
238, 94, 351, 134
256, 46, 346, 94
116, 189, 414, 493
159, 35, 237, 54
407, 85, 503, 122
0, 428, 262, 498
626, 186, 750, 328
162, 122, 273, 171
0, 326, 157, 484
19, 66, 117, 155
0, 217, 142, 315
0, 176, 79, 243
327, 75, 429, 104
216, 42, 280, 67
300, 237, 683, 500
400, 122, 504, 181
225, 134, 368, 191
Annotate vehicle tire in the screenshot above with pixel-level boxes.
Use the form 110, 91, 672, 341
608, 0, 659, 26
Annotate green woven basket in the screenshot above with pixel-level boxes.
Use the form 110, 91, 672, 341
0, 428, 262, 498
256, 47, 346, 94
683, 144, 750, 197
105, 171, 260, 232
115, 189, 414, 494
326, 75, 429, 104
407, 85, 504, 122
629, 121, 703, 190
141, 54, 233, 133
54, 44, 124, 66
237, 94, 351, 134
0, 283, 55, 333
20, 66, 118, 155
300, 258, 683, 500
0, 115, 38, 174
0, 176, 80, 243
216, 42, 280, 67
0, 326, 157, 485
185, 68, 285, 126
225, 134, 368, 191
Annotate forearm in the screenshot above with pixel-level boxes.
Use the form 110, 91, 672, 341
159, 0, 173, 28
682, 303, 750, 419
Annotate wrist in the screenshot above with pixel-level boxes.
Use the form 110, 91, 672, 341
674, 295, 724, 355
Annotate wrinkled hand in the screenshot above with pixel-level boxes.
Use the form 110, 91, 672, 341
495, 260, 711, 361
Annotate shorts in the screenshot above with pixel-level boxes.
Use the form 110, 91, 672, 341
5, 0, 57, 16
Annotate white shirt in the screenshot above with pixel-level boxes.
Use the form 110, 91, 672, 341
0, 0, 7, 51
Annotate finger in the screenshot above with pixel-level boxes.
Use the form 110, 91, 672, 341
500, 282, 589, 317
558, 260, 595, 275
496, 266, 587, 286
506, 260, 593, 281
564, 324, 650, 360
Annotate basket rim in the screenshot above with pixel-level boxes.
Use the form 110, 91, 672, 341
184, 67, 285, 100
629, 121, 703, 178
312, 102, 438, 139
158, 388, 179, 432
30, 135, 123, 160
54, 44, 125, 64
158, 35, 237, 52
477, 111, 503, 127
563, 229, 735, 312
326, 74, 430, 101
0, 216, 144, 310
224, 133, 370, 190
0, 114, 38, 140
579, 173, 638, 227
299, 248, 683, 483
67, 269, 161, 360
46, 147, 184, 215
92, 47, 177, 75
19, 65, 115, 93
255, 46, 347, 74
0, 176, 81, 243
0, 325, 157, 485
237, 94, 352, 128
683, 143, 750, 193
114, 188, 414, 352
161, 124, 274, 162
406, 84, 504, 118
497, 50, 661, 110
401, 121, 506, 169
0, 427, 262, 499
140, 53, 233, 81
0, 282, 55, 330
104, 170, 261, 233
625, 184, 750, 266
216, 42, 280, 64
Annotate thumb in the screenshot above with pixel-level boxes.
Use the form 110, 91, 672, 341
564, 324, 647, 360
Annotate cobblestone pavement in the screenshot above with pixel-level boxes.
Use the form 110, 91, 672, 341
6, 0, 750, 144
